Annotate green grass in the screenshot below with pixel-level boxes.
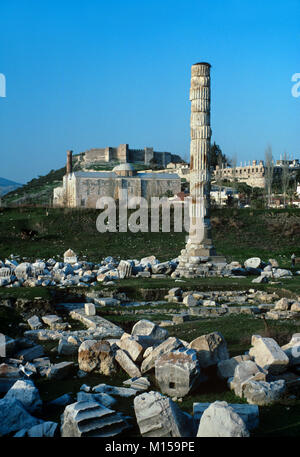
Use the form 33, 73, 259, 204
168, 314, 300, 354
0, 206, 300, 264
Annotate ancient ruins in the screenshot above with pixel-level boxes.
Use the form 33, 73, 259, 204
53, 151, 181, 208
83, 144, 183, 167
1, 61, 300, 439
176, 62, 226, 277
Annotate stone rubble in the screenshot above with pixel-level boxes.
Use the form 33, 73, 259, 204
0, 252, 296, 288
1, 251, 300, 437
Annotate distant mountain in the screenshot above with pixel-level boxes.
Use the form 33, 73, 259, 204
0, 177, 23, 196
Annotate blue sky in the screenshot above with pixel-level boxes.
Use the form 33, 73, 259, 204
0, 0, 299, 183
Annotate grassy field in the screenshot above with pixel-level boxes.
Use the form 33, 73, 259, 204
0, 206, 300, 265
1, 205, 300, 437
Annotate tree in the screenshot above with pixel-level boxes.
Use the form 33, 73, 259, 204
210, 143, 229, 169
214, 152, 224, 206
264, 146, 274, 208
281, 151, 290, 207
230, 153, 237, 182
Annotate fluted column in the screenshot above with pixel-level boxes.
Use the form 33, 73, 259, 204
186, 62, 215, 255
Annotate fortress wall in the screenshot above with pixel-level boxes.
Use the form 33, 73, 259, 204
84, 148, 107, 163
128, 149, 145, 163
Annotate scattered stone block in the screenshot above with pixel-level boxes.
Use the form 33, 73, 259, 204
94, 298, 121, 306
193, 402, 259, 430
0, 398, 42, 436
155, 347, 202, 397
243, 380, 286, 405
61, 401, 130, 437
189, 332, 229, 368
217, 355, 251, 380
172, 314, 189, 325
15, 421, 58, 437
244, 258, 261, 269
76, 391, 117, 408
46, 361, 74, 380
92, 383, 138, 397
274, 297, 290, 311
131, 319, 168, 345
168, 287, 182, 297
0, 363, 23, 393
78, 340, 116, 375
123, 376, 150, 392
118, 336, 145, 363
183, 294, 198, 307
249, 336, 289, 374
270, 371, 300, 393
84, 303, 96, 316
41, 315, 62, 327
252, 275, 269, 284
70, 308, 123, 337
141, 337, 183, 373
0, 363, 20, 378
143, 346, 154, 359
0, 334, 16, 358
17, 345, 44, 362
136, 271, 151, 278
32, 357, 51, 376
229, 360, 267, 398
27, 316, 43, 330
117, 260, 132, 279
196, 401, 250, 437
58, 338, 78, 356
15, 263, 32, 280
291, 302, 300, 312
134, 391, 196, 437
281, 334, 300, 366
63, 249, 77, 265
48, 393, 73, 407
115, 349, 141, 378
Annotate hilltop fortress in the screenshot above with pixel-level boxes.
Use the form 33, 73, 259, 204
83, 143, 183, 167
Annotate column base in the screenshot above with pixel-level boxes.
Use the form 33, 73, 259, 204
175, 243, 227, 278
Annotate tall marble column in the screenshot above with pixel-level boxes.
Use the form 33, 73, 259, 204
187, 62, 215, 256
176, 62, 226, 278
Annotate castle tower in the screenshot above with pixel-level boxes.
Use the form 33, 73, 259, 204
176, 62, 226, 278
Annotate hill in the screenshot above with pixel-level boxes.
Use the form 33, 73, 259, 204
0, 177, 23, 196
